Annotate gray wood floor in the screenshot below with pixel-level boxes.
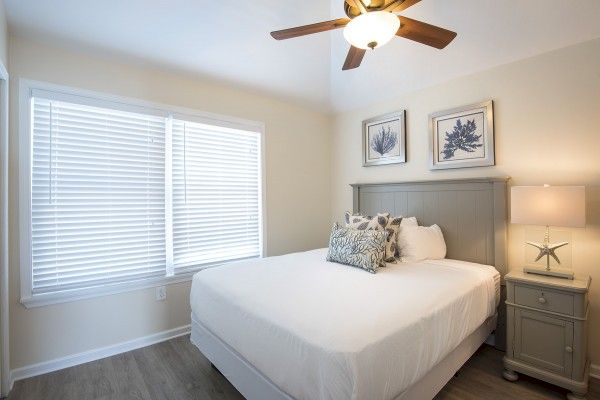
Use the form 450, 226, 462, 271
8, 336, 600, 400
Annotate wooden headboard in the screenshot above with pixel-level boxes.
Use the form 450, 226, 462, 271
351, 177, 509, 275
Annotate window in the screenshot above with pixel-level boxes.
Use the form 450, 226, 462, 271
30, 97, 167, 294
20, 81, 264, 306
171, 119, 261, 274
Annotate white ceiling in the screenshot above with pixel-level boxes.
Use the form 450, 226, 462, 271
5, 0, 600, 112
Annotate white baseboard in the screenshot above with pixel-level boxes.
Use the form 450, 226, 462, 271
591, 363, 600, 380
9, 324, 191, 391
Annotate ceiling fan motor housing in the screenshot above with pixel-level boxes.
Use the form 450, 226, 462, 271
344, 0, 393, 18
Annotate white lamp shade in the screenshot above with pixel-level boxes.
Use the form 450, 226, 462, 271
511, 186, 586, 228
343, 11, 400, 50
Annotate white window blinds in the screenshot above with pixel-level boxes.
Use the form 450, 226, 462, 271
27, 86, 263, 299
31, 97, 167, 294
171, 119, 262, 273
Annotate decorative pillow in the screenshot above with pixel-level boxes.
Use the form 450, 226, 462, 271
397, 224, 447, 263
384, 215, 403, 261
344, 211, 389, 230
326, 223, 387, 274
394, 216, 418, 258
344, 211, 396, 263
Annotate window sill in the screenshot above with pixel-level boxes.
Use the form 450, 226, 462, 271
20, 256, 261, 309
20, 272, 199, 309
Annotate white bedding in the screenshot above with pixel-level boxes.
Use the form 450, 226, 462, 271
190, 248, 499, 400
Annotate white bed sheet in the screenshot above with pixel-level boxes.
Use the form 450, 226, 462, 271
190, 249, 499, 400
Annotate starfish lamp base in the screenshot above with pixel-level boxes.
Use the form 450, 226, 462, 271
523, 266, 574, 280
523, 226, 574, 280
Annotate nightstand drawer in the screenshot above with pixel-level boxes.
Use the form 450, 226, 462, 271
514, 284, 574, 315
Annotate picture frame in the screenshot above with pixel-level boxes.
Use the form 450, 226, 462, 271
362, 110, 406, 167
429, 100, 494, 170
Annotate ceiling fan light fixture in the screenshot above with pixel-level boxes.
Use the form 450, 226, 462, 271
343, 11, 400, 50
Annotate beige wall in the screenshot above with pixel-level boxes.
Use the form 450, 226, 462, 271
331, 38, 600, 365
8, 35, 332, 369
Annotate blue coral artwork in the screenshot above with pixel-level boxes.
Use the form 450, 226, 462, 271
437, 112, 485, 162
363, 111, 406, 166
369, 124, 398, 158
429, 101, 495, 170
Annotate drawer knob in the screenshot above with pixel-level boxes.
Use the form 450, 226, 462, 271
538, 297, 547, 304
566, 346, 573, 353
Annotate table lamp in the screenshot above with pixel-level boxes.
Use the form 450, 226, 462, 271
511, 185, 586, 279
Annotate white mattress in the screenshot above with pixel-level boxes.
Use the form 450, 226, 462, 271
190, 249, 500, 400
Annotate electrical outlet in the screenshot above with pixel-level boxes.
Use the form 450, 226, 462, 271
156, 286, 166, 301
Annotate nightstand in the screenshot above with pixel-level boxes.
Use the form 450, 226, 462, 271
503, 270, 591, 399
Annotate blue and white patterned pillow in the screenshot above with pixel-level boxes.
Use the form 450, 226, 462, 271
326, 223, 388, 274
344, 211, 400, 264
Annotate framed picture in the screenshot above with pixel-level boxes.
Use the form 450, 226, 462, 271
429, 100, 494, 170
362, 111, 406, 167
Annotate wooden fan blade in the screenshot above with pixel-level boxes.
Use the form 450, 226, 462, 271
386, 0, 422, 13
342, 46, 366, 70
271, 18, 350, 40
396, 16, 457, 49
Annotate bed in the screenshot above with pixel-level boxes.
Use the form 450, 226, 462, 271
190, 178, 508, 400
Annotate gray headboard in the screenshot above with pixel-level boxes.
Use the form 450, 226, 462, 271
351, 177, 509, 275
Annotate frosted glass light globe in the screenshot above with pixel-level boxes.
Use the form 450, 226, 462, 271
343, 11, 400, 50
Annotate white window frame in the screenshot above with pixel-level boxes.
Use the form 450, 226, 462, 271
19, 79, 266, 308
0, 60, 10, 397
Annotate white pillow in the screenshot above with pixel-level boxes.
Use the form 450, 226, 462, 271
394, 216, 418, 257
397, 224, 446, 263
401, 216, 418, 227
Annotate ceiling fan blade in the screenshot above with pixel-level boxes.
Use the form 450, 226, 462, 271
386, 0, 422, 13
396, 16, 457, 49
346, 0, 367, 14
271, 18, 351, 40
342, 46, 366, 70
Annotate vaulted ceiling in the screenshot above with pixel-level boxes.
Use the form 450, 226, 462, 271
5, 0, 600, 112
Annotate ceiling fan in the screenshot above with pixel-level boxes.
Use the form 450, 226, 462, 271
270, 0, 457, 70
